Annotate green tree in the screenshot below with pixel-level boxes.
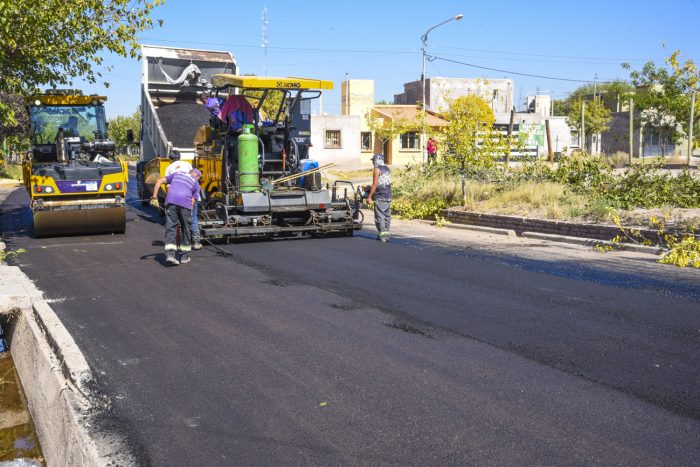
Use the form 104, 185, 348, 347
623, 52, 698, 156
566, 97, 612, 148
0, 0, 164, 124
0, 92, 29, 163
439, 95, 507, 203
553, 80, 632, 117
108, 109, 140, 147
0, 92, 28, 141
666, 50, 700, 154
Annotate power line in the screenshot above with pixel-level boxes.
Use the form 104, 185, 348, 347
139, 37, 414, 55
432, 52, 635, 66
430, 55, 620, 83
433, 45, 648, 62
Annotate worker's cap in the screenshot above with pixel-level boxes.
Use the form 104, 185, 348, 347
191, 168, 202, 178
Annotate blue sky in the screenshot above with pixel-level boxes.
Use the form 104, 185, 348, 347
85, 0, 700, 118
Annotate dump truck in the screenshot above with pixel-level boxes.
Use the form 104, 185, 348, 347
137, 45, 236, 204
193, 74, 362, 240
22, 89, 128, 237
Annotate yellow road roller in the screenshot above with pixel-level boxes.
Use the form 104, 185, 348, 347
22, 90, 128, 237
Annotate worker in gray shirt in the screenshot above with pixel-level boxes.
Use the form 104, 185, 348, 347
366, 153, 392, 243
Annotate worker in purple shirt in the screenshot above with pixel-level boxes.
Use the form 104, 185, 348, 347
151, 169, 202, 266
200, 93, 224, 118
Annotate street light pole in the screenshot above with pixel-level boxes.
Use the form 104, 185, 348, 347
421, 14, 463, 164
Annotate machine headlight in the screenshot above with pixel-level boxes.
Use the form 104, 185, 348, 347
105, 184, 113, 191
34, 99, 41, 106
44, 186, 53, 193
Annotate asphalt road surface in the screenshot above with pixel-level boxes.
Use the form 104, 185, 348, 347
1, 172, 699, 466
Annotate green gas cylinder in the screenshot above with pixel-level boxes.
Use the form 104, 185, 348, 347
238, 124, 259, 192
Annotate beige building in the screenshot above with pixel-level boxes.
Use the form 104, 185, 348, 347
370, 105, 448, 166
314, 79, 449, 167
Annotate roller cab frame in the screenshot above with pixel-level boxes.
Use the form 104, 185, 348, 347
194, 74, 362, 240
23, 90, 127, 237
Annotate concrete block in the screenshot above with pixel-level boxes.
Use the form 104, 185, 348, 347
0, 265, 31, 313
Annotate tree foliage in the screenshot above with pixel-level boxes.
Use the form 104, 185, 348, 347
439, 95, 508, 203
0, 92, 29, 141
566, 96, 612, 136
365, 110, 421, 147
623, 51, 700, 148
0, 0, 164, 124
108, 109, 141, 147
439, 95, 503, 167
666, 50, 700, 149
553, 80, 633, 116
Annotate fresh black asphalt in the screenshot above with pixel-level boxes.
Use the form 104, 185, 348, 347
1, 172, 699, 465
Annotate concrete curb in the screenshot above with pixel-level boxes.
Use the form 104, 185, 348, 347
415, 219, 517, 237
413, 220, 664, 255
0, 251, 136, 465
520, 231, 666, 255
438, 221, 517, 237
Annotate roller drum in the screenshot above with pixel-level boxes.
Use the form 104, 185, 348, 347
33, 207, 126, 237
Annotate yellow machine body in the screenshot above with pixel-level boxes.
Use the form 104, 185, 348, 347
23, 90, 127, 237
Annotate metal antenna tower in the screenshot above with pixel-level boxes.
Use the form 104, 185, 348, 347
261, 7, 269, 76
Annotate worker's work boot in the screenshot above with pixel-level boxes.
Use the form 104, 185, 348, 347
192, 238, 202, 250
180, 253, 191, 264
165, 253, 179, 266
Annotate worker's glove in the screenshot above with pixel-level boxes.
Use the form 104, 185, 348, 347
150, 198, 160, 209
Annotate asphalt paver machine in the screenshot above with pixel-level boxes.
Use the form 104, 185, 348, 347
194, 74, 362, 240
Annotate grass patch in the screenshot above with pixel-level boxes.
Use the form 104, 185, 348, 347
467, 181, 591, 220
0, 164, 22, 180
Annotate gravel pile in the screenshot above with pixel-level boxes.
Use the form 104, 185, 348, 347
156, 102, 210, 148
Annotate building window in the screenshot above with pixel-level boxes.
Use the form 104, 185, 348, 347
325, 130, 341, 149
361, 132, 372, 150
400, 131, 419, 149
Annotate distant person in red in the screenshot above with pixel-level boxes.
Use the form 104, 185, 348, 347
427, 137, 438, 164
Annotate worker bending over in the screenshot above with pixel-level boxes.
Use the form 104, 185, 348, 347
151, 169, 202, 266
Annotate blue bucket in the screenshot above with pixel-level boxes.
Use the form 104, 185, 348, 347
299, 159, 319, 187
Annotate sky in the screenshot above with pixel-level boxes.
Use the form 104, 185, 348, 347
82, 0, 700, 119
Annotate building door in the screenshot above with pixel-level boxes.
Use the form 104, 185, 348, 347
383, 139, 392, 165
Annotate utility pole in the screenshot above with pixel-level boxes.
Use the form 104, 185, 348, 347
545, 119, 553, 162
688, 90, 696, 166
593, 73, 598, 100
629, 97, 634, 164
581, 101, 586, 152
420, 14, 463, 164
505, 108, 515, 170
